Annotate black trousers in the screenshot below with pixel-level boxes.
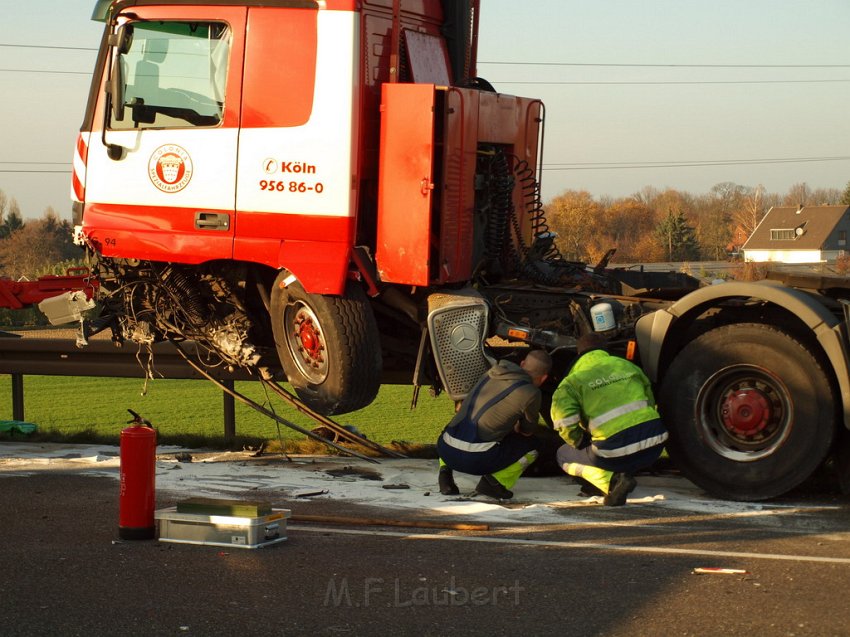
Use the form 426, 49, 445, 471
437, 431, 539, 476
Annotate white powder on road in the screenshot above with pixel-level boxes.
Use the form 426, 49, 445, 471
0, 442, 814, 523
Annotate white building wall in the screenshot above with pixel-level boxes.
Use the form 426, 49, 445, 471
743, 250, 824, 263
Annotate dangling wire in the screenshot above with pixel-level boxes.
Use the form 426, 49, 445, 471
260, 380, 290, 461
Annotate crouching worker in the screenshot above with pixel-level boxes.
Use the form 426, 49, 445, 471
551, 332, 668, 506
436, 350, 552, 500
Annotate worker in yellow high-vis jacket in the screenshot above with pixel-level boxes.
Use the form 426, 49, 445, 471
551, 332, 668, 506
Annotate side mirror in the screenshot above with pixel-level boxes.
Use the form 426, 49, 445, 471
109, 23, 133, 55
103, 22, 134, 158
109, 52, 125, 122
107, 23, 133, 121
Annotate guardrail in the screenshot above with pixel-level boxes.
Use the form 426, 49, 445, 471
0, 335, 255, 440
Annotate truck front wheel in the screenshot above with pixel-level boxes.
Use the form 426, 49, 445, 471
270, 273, 381, 415
659, 323, 836, 501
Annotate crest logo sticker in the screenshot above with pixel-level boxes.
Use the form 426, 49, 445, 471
149, 145, 193, 193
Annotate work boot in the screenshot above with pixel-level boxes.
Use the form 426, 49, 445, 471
603, 473, 637, 507
438, 467, 459, 495
474, 474, 513, 500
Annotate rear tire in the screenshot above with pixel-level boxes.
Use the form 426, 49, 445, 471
270, 273, 381, 415
659, 323, 836, 501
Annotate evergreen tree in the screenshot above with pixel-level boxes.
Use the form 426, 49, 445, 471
655, 210, 700, 261
842, 180, 850, 206
0, 200, 24, 239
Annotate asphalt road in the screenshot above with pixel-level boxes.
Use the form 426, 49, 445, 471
2, 469, 850, 637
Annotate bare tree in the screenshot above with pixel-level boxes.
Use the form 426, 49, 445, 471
604, 197, 655, 262
693, 183, 746, 259
710, 182, 747, 208
545, 190, 604, 262
697, 211, 733, 260
735, 184, 766, 236
0, 209, 79, 279
783, 182, 811, 207
809, 187, 842, 205
653, 188, 694, 222
633, 186, 660, 209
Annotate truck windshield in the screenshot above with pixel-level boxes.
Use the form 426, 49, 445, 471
110, 21, 230, 129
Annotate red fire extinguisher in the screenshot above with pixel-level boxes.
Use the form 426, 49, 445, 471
119, 410, 157, 540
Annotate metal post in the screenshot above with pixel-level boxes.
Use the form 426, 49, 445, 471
223, 379, 236, 441
11, 373, 24, 421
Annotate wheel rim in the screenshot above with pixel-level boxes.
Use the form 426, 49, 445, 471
695, 365, 793, 462
284, 300, 328, 384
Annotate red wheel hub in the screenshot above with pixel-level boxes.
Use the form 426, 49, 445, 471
294, 313, 323, 363
721, 388, 771, 437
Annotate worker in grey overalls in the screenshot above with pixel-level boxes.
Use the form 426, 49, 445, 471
436, 349, 552, 499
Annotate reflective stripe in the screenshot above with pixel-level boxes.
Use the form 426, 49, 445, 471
519, 450, 538, 468
588, 400, 648, 431
441, 431, 498, 453
562, 462, 584, 478
554, 415, 581, 430
594, 432, 669, 458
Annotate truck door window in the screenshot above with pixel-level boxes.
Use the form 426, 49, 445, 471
109, 21, 230, 130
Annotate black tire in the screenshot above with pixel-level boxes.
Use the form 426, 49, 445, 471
270, 273, 381, 415
659, 323, 836, 501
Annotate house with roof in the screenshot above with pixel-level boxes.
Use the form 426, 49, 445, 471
741, 205, 850, 263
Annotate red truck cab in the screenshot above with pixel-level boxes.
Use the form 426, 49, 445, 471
74, 0, 542, 294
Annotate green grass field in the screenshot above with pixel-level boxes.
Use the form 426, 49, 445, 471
0, 375, 453, 448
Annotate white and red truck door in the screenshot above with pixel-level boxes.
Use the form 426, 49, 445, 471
79, 6, 246, 264
234, 2, 360, 295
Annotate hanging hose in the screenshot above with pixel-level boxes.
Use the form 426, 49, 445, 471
514, 158, 560, 262
477, 146, 582, 285
498, 153, 606, 288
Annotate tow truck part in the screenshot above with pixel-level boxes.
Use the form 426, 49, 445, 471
0, 271, 98, 309
119, 423, 157, 540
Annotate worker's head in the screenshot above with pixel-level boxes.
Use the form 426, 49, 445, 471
576, 332, 608, 356
521, 349, 552, 387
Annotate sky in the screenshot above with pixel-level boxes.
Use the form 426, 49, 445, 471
1, 0, 849, 220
